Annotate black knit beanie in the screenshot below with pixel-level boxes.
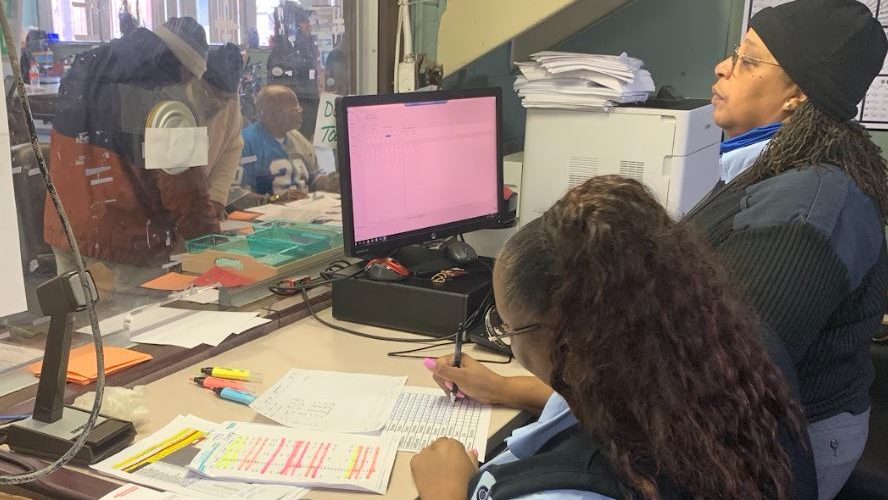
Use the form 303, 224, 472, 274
749, 0, 888, 122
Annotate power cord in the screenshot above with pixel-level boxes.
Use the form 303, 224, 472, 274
268, 260, 363, 296
0, 10, 106, 485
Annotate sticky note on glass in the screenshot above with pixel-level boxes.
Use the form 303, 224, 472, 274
144, 127, 208, 170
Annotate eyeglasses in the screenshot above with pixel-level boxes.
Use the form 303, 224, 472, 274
730, 46, 780, 73
484, 306, 541, 347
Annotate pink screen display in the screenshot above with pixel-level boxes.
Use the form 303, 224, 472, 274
346, 96, 499, 243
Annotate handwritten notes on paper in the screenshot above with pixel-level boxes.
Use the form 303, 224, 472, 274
250, 369, 406, 433
313, 92, 340, 148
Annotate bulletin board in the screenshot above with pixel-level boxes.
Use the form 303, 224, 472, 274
743, 0, 888, 129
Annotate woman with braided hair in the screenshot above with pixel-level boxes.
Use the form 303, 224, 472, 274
689, 1, 888, 497
411, 176, 814, 500
424, 2, 888, 498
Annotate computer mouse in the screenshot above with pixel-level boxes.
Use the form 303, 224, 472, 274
443, 240, 478, 265
364, 258, 410, 282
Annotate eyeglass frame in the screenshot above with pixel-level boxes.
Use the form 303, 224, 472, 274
484, 306, 542, 347
730, 46, 780, 73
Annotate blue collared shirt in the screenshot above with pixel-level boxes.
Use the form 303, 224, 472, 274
469, 392, 613, 500
719, 122, 782, 184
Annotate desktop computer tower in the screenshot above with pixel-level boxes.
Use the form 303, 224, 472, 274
331, 267, 492, 338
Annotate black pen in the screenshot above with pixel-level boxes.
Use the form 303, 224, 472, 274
451, 324, 463, 403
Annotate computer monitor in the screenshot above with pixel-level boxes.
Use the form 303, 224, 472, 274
336, 87, 504, 258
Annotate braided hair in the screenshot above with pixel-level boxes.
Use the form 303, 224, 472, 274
741, 101, 888, 219
499, 176, 803, 500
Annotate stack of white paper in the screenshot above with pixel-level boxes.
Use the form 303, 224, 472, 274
253, 193, 342, 226
514, 51, 655, 110
76, 307, 270, 348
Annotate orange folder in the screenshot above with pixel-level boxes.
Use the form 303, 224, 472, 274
28, 345, 153, 386
228, 211, 261, 222
141, 272, 196, 291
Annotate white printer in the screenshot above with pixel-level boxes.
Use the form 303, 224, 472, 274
519, 99, 722, 224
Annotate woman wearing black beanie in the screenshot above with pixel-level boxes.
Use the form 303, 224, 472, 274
422, 1, 887, 498
689, 1, 888, 498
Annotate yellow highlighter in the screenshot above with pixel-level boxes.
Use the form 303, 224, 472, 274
200, 367, 263, 382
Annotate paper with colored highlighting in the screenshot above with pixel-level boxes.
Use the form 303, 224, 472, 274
93, 415, 308, 499
251, 369, 406, 433
188, 421, 398, 494
386, 386, 492, 460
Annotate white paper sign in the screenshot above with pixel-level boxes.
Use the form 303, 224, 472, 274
313, 92, 340, 148
0, 66, 28, 318
144, 127, 209, 170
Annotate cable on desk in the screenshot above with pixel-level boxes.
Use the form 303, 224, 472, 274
0, 416, 29, 424
0, 6, 106, 486
268, 260, 364, 296
386, 341, 513, 364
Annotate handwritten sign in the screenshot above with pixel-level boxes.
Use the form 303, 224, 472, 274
313, 92, 340, 148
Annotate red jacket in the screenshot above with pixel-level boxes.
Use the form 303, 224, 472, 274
44, 28, 219, 266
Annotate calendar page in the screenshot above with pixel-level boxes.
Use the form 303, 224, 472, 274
743, 0, 888, 129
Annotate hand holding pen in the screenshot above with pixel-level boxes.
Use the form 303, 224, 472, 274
450, 325, 464, 403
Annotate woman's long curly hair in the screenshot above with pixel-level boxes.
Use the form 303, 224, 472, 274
741, 101, 888, 219
499, 176, 802, 500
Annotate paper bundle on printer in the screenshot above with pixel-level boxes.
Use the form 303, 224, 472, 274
514, 51, 655, 110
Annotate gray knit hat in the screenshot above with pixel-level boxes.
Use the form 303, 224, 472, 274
155, 17, 208, 79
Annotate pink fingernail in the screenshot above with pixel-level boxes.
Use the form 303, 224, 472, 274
423, 358, 436, 370
456, 391, 466, 399
445, 381, 454, 390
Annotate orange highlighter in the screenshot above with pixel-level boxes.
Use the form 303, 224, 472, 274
193, 376, 247, 391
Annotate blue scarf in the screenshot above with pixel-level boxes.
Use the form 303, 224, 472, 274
720, 122, 782, 155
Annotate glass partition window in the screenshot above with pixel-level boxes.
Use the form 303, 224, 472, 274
1, 0, 356, 382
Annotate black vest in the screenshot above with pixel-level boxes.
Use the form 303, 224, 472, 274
466, 424, 688, 500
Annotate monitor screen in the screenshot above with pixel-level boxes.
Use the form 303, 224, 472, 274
337, 88, 503, 257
